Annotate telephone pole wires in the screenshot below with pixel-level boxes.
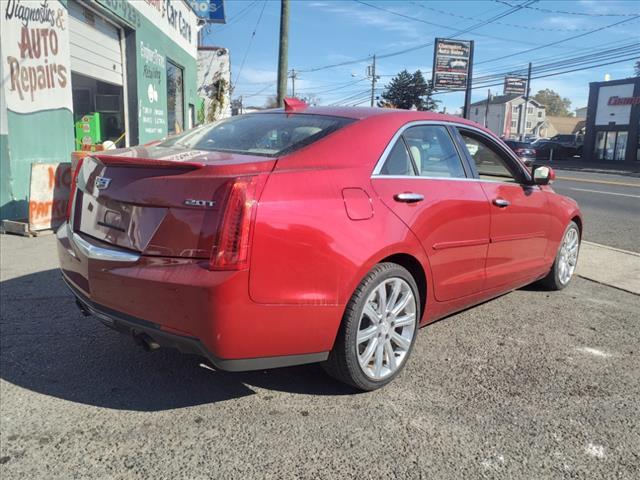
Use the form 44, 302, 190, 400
368, 55, 379, 107
288, 69, 299, 97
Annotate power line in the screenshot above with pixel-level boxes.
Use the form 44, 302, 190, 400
409, 1, 595, 32
492, 0, 639, 17
475, 15, 640, 66
298, 0, 532, 72
473, 43, 640, 82
432, 54, 640, 97
232, 0, 268, 92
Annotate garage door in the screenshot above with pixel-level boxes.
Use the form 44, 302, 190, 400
69, 2, 123, 86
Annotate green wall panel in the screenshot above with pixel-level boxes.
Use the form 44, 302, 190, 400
1, 110, 74, 220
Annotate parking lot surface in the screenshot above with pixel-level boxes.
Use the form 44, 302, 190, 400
1, 234, 639, 479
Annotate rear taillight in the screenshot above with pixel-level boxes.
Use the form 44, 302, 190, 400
209, 176, 260, 270
66, 157, 85, 220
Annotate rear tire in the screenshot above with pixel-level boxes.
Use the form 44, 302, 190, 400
323, 263, 420, 391
539, 221, 580, 290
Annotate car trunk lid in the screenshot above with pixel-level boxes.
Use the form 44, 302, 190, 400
71, 146, 275, 259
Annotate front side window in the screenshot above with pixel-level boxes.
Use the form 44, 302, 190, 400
458, 129, 521, 183
160, 113, 354, 157
167, 60, 184, 134
403, 125, 466, 178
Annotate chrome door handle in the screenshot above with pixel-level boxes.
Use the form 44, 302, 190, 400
492, 198, 510, 208
394, 193, 424, 203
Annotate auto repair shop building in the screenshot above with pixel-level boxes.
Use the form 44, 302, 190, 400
582, 76, 640, 164
1, 0, 201, 226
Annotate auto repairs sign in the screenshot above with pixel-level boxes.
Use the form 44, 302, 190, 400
1, 0, 73, 114
432, 38, 472, 91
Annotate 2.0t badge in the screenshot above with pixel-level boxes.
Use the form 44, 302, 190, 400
95, 176, 112, 190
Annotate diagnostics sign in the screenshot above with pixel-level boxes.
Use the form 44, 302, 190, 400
1, 0, 72, 113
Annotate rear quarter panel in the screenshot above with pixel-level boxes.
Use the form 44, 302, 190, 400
248, 116, 434, 309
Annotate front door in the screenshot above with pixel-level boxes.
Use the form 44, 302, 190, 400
371, 124, 491, 302
455, 128, 550, 290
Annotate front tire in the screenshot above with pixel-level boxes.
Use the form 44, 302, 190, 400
540, 221, 580, 290
323, 263, 420, 391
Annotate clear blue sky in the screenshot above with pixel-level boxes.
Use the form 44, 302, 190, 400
204, 0, 640, 112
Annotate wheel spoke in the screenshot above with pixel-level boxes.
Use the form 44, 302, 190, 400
391, 332, 411, 350
363, 302, 381, 324
387, 280, 401, 314
384, 340, 397, 371
391, 292, 411, 316
374, 341, 384, 377
376, 284, 387, 318
360, 337, 378, 367
394, 313, 415, 328
357, 325, 378, 344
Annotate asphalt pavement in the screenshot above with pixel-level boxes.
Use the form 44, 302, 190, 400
1, 233, 639, 479
551, 169, 640, 252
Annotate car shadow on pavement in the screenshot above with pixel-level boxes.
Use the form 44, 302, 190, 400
0, 269, 356, 412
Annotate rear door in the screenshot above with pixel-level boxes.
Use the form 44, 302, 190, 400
370, 123, 490, 302
454, 127, 550, 289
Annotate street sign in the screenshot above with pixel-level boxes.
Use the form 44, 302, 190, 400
432, 38, 472, 91
504, 76, 527, 95
189, 0, 226, 24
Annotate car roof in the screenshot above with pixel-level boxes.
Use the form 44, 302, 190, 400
255, 106, 490, 131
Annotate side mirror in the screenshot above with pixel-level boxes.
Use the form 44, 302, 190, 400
532, 165, 555, 185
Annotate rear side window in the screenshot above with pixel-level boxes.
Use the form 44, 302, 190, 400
380, 140, 416, 176
160, 113, 354, 157
403, 126, 466, 178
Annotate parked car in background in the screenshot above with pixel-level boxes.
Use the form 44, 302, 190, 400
57, 104, 582, 391
503, 140, 536, 166
549, 134, 584, 157
531, 139, 569, 159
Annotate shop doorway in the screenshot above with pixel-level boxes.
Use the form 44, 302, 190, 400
71, 73, 126, 149
69, 1, 127, 150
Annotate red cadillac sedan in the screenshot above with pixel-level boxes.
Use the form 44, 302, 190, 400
57, 102, 582, 391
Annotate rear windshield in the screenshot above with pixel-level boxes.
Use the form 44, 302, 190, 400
160, 113, 355, 157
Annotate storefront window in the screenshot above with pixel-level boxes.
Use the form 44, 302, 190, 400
615, 132, 627, 161
595, 130, 629, 161
604, 132, 616, 161
595, 132, 605, 160
167, 60, 184, 135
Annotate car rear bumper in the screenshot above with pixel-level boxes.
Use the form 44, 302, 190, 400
56, 222, 336, 370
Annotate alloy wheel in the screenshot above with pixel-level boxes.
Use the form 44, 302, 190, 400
558, 226, 579, 285
356, 277, 417, 380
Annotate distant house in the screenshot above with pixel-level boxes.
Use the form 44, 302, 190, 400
469, 94, 546, 139
575, 106, 587, 119
536, 116, 586, 139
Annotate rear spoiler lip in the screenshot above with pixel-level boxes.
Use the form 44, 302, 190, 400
91, 154, 204, 169
87, 154, 280, 176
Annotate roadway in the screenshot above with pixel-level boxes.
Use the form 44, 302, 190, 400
551, 169, 640, 252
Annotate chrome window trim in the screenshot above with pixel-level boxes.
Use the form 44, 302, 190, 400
371, 121, 467, 177
454, 124, 533, 183
371, 120, 533, 185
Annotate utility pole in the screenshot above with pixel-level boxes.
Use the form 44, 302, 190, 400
462, 40, 474, 119
276, 0, 289, 107
288, 69, 298, 97
369, 55, 377, 107
484, 89, 491, 127
520, 62, 532, 141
